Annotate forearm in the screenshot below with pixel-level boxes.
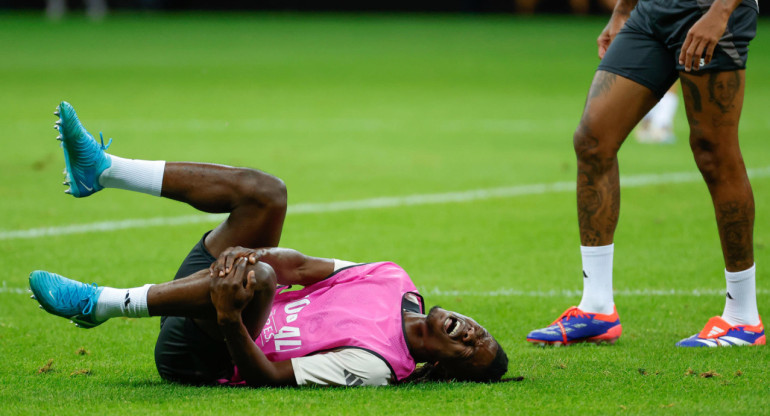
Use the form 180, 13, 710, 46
613, 0, 637, 15
211, 246, 334, 286
219, 318, 295, 386
256, 248, 334, 286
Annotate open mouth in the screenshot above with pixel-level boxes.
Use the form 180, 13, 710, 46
444, 316, 464, 337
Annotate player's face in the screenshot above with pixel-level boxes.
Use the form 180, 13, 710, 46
424, 306, 498, 376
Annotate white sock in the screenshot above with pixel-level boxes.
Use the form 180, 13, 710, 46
649, 91, 678, 130
94, 284, 153, 321
577, 244, 615, 315
99, 154, 165, 197
722, 264, 760, 326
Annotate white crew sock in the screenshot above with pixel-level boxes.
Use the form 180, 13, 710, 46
98, 154, 165, 197
722, 264, 760, 326
94, 284, 153, 321
648, 91, 678, 130
577, 244, 615, 315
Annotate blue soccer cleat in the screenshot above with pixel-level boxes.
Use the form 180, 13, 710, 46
676, 316, 765, 347
526, 306, 622, 346
55, 101, 112, 198
29, 270, 105, 328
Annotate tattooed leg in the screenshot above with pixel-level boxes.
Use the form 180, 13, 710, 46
681, 70, 754, 272
574, 71, 659, 246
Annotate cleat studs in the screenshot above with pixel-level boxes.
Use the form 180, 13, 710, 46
54, 109, 60, 116
53, 125, 59, 130
56, 135, 62, 141
64, 189, 72, 195
30, 295, 36, 300
39, 305, 44, 309
62, 181, 69, 186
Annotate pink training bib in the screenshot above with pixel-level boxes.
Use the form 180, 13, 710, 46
226, 262, 421, 384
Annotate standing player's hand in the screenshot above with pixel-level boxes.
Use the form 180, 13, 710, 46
210, 257, 257, 324
678, 7, 730, 72
597, 12, 630, 59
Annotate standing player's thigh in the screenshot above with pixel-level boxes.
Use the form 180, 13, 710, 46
675, 3, 754, 147
584, 34, 673, 142
581, 8, 678, 143
578, 71, 660, 147
679, 70, 745, 145
598, 22, 679, 100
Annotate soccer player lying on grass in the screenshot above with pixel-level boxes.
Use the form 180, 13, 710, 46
29, 102, 508, 387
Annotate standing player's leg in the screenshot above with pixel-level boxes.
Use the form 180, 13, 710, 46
526, 70, 659, 345
675, 70, 764, 347
525, 4, 684, 346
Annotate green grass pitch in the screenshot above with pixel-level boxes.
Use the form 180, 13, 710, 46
0, 12, 768, 415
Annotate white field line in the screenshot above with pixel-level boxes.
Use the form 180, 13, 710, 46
425, 287, 770, 297
2, 282, 767, 297
17, 118, 576, 134
2, 166, 770, 241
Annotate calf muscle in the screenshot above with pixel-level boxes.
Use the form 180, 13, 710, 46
574, 71, 657, 246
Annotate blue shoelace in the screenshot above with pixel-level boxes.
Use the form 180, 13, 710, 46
60, 282, 100, 315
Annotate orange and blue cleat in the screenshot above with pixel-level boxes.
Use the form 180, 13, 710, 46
676, 316, 765, 347
526, 306, 622, 346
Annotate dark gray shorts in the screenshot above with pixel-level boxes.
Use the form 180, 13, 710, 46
153, 232, 234, 385
597, 0, 757, 98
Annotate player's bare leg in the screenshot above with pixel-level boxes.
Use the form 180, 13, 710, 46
30, 257, 277, 338
572, 71, 658, 318
574, 71, 659, 248
159, 162, 286, 256
676, 70, 763, 347
61, 160, 286, 331
680, 71, 753, 273
54, 100, 286, 256
526, 71, 659, 345
98, 159, 287, 256
153, 163, 286, 337
147, 261, 277, 339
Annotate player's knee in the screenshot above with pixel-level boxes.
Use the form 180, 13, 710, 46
690, 132, 743, 184
237, 169, 287, 212
573, 122, 617, 172
262, 176, 287, 212
249, 262, 277, 294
